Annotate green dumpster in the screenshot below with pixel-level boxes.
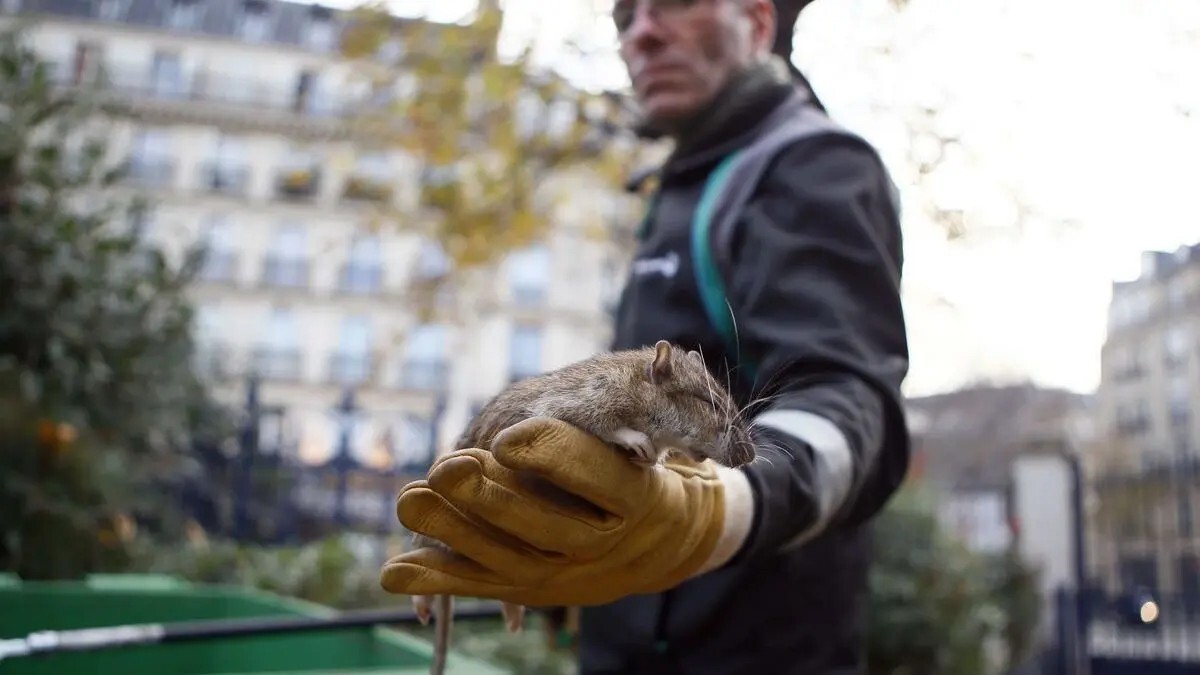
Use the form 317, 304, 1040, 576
0, 574, 506, 675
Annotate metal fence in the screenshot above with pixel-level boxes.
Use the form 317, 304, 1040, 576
176, 377, 442, 548
1043, 454, 1200, 674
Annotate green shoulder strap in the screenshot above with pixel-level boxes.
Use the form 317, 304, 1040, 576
690, 150, 760, 383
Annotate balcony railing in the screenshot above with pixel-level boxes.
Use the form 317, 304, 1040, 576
328, 352, 373, 385
123, 157, 175, 188
275, 168, 321, 201
511, 285, 547, 308
202, 163, 251, 197
342, 176, 393, 203
193, 343, 232, 379
339, 265, 383, 295
251, 347, 304, 381
49, 61, 356, 120
399, 361, 449, 391
261, 257, 310, 289
198, 251, 238, 283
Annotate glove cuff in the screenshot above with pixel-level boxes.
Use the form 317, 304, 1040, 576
693, 465, 755, 576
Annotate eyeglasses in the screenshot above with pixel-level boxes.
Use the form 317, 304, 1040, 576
611, 0, 704, 35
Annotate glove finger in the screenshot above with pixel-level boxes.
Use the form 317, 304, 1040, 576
396, 485, 552, 584
490, 417, 650, 517
381, 548, 629, 608
380, 545, 514, 597
428, 455, 622, 559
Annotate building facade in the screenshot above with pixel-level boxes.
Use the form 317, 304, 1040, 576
1099, 244, 1200, 466
1091, 243, 1200, 598
4, 0, 640, 475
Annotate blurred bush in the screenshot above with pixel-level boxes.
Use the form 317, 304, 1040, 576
866, 485, 1041, 675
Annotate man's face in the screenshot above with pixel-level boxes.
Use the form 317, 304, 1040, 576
614, 0, 774, 130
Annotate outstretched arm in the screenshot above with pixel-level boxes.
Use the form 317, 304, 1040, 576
701, 132, 911, 571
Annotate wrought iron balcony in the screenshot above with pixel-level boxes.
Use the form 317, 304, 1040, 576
122, 156, 175, 189
342, 176, 393, 203
193, 343, 232, 379
251, 347, 304, 381
338, 264, 383, 295
328, 352, 373, 385
261, 256, 310, 289
202, 163, 251, 197
511, 284, 547, 308
399, 360, 449, 391
275, 168, 321, 201
198, 251, 238, 284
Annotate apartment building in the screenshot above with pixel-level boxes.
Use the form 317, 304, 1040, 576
4, 0, 640, 473
1099, 243, 1200, 466
1092, 242, 1200, 597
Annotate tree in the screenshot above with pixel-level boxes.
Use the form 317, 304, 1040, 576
335, 0, 648, 320
866, 484, 1041, 675
0, 24, 233, 579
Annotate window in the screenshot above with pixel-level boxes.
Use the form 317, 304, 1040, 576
1170, 377, 1191, 428
414, 239, 450, 279
70, 41, 104, 85
1166, 326, 1191, 368
150, 50, 185, 99
342, 234, 383, 294
401, 324, 448, 390
398, 415, 435, 468
130, 128, 171, 172
357, 153, 391, 181
276, 226, 305, 258
507, 245, 550, 307
167, 0, 200, 30
255, 308, 302, 380
208, 135, 249, 194
192, 305, 226, 377
306, 15, 336, 51
264, 309, 297, 349
97, 0, 128, 20
509, 324, 542, 380
338, 315, 372, 354
194, 305, 221, 345
240, 1, 270, 42
332, 315, 373, 383
294, 70, 335, 115
264, 225, 308, 288
198, 216, 237, 282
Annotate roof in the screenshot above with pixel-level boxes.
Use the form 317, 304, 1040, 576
9, 0, 388, 51
906, 383, 1094, 491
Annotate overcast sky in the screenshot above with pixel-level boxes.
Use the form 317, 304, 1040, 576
328, 0, 1200, 397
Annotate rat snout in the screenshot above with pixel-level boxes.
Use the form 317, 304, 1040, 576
723, 426, 756, 468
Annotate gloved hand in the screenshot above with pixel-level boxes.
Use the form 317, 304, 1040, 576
379, 416, 755, 607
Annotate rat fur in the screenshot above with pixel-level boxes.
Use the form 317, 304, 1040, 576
409, 340, 756, 674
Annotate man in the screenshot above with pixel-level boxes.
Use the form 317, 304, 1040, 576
381, 0, 910, 672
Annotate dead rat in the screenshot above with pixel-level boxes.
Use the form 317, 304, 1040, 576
408, 339, 756, 674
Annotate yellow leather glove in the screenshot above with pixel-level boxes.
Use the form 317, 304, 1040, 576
379, 416, 755, 607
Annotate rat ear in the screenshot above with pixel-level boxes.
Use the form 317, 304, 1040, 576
687, 350, 703, 364
647, 340, 673, 384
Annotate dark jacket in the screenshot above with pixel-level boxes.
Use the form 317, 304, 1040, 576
578, 66, 911, 675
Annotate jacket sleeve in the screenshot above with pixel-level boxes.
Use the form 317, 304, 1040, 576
723, 132, 911, 561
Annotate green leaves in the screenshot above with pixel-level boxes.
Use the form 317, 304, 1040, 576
336, 2, 642, 317
0, 25, 232, 580
865, 486, 1041, 675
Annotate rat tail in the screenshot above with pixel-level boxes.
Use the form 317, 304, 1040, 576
430, 595, 453, 675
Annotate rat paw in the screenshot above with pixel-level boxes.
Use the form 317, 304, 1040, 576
413, 595, 434, 625
608, 428, 657, 465
501, 602, 526, 633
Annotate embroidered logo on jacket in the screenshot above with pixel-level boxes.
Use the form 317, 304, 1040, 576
631, 251, 679, 279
